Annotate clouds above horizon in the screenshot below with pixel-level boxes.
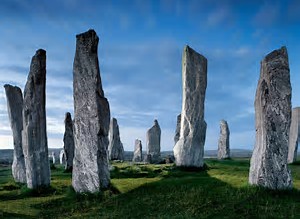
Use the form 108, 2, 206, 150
0, 0, 299, 151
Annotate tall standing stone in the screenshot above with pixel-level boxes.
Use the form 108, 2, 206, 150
4, 84, 26, 183
63, 112, 75, 171
218, 120, 230, 159
173, 46, 207, 167
72, 29, 110, 193
59, 149, 66, 165
22, 49, 50, 189
288, 107, 300, 163
108, 118, 124, 160
132, 139, 143, 162
146, 119, 161, 163
174, 114, 181, 145
249, 46, 292, 189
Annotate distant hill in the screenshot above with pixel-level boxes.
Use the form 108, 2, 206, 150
0, 148, 255, 164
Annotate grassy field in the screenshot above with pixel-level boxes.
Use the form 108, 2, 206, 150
0, 159, 300, 218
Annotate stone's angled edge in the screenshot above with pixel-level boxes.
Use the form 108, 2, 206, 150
217, 120, 230, 159
72, 29, 110, 193
132, 139, 143, 162
63, 112, 75, 171
22, 48, 50, 189
146, 119, 161, 163
4, 84, 26, 183
173, 45, 207, 167
249, 46, 292, 190
108, 118, 124, 161
288, 107, 300, 163
174, 114, 181, 145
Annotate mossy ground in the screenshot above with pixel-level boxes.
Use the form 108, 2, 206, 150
0, 159, 300, 218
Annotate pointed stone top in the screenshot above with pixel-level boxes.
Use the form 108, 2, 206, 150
76, 29, 99, 52
154, 119, 158, 125
264, 46, 288, 63
183, 45, 207, 61
65, 112, 72, 122
4, 84, 21, 92
112, 117, 117, 122
35, 49, 46, 56
220, 119, 227, 124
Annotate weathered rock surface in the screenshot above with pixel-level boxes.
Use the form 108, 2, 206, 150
72, 29, 110, 193
108, 118, 124, 160
22, 49, 50, 189
4, 84, 26, 183
63, 112, 75, 171
174, 114, 181, 145
173, 46, 207, 167
218, 120, 230, 159
146, 120, 161, 163
288, 107, 300, 163
59, 149, 66, 165
132, 139, 143, 162
249, 46, 292, 189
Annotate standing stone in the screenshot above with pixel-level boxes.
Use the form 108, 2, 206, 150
63, 112, 75, 171
108, 118, 124, 160
132, 139, 143, 162
4, 84, 26, 183
173, 46, 207, 167
217, 120, 230, 159
249, 46, 292, 189
50, 152, 55, 164
174, 114, 181, 145
146, 119, 161, 163
59, 149, 66, 165
288, 107, 300, 163
22, 49, 50, 189
72, 29, 110, 193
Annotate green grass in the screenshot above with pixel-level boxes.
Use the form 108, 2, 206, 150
0, 159, 300, 218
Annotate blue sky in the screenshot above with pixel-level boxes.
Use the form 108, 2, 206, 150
0, 0, 300, 151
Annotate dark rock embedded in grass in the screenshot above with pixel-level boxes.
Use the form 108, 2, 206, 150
249, 46, 292, 189
72, 29, 110, 193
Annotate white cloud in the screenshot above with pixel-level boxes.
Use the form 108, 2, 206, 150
0, 134, 13, 149
206, 7, 231, 27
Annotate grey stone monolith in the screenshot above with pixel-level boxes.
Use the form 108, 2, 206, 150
174, 114, 181, 145
108, 118, 124, 160
72, 29, 110, 193
50, 152, 55, 164
132, 139, 143, 162
4, 84, 26, 183
63, 112, 75, 171
249, 46, 292, 189
59, 149, 66, 165
22, 49, 50, 189
173, 45, 207, 167
288, 107, 300, 163
146, 120, 161, 163
218, 120, 230, 159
